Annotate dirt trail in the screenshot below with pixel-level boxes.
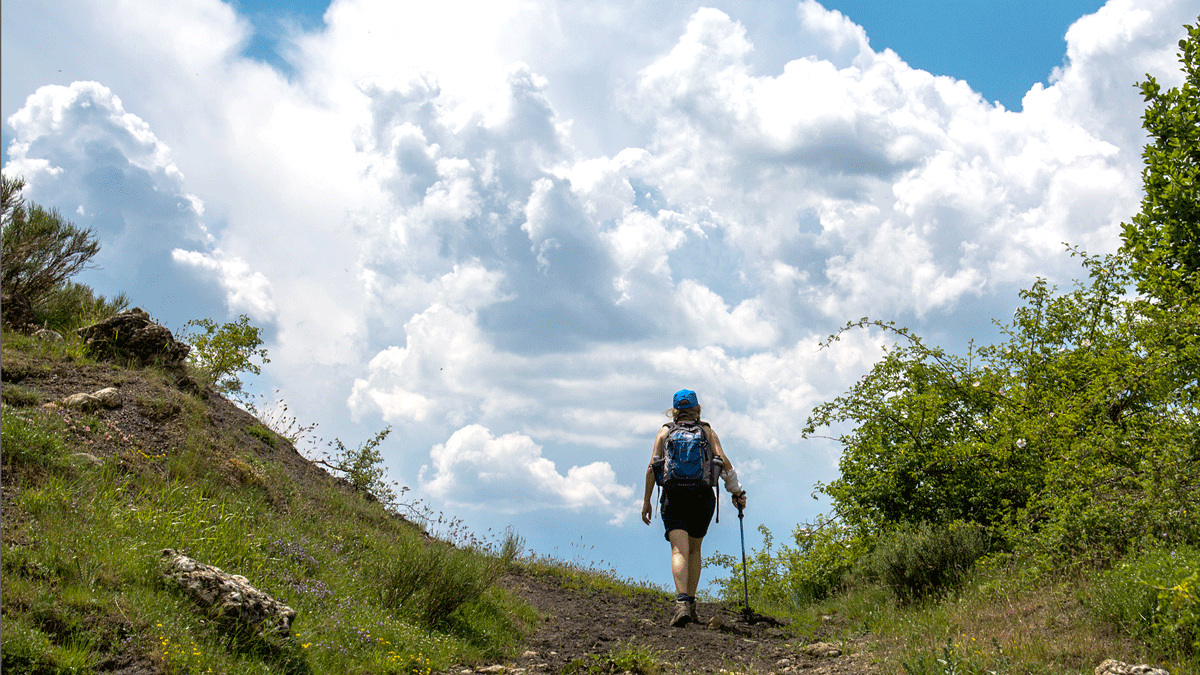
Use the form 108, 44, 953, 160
474, 569, 879, 675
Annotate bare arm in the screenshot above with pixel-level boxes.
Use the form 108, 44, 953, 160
705, 425, 747, 508
642, 426, 668, 525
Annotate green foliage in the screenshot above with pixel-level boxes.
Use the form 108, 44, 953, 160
1088, 544, 1200, 655
708, 518, 868, 610
806, 250, 1200, 563
1122, 18, 1200, 299
179, 315, 270, 400
1, 174, 125, 332
34, 280, 129, 331
803, 21, 1200, 570
804, 328, 1029, 532
1, 174, 102, 308
315, 427, 397, 505
858, 521, 992, 604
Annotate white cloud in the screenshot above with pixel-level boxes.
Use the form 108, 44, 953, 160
171, 248, 277, 320
421, 424, 635, 523
627, 1, 1186, 318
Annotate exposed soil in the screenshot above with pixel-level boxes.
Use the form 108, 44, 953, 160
482, 569, 877, 675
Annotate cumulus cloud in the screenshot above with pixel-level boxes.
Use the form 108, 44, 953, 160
171, 248, 277, 320
2, 81, 232, 323
629, 2, 1188, 318
421, 424, 635, 523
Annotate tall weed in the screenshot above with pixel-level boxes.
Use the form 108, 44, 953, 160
1087, 544, 1199, 655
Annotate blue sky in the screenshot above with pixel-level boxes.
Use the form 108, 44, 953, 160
226, 0, 1108, 111
2, 0, 1193, 592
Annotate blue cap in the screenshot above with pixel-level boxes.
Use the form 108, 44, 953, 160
673, 389, 698, 410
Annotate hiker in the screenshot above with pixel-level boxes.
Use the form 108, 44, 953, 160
642, 389, 747, 627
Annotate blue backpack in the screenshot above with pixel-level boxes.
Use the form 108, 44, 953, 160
654, 421, 721, 487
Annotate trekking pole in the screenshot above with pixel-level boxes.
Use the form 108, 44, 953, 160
737, 502, 752, 619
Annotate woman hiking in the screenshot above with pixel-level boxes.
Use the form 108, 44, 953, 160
642, 389, 747, 627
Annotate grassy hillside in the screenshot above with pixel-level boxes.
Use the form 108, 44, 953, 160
1, 328, 539, 674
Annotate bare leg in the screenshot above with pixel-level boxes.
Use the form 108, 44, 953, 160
667, 529, 691, 595
687, 535, 703, 597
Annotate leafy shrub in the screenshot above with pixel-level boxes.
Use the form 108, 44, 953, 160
708, 518, 868, 610
315, 427, 397, 504
1088, 544, 1200, 654
860, 520, 992, 603
178, 315, 269, 401
1, 175, 101, 307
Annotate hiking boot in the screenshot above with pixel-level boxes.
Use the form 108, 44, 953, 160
670, 600, 693, 627
688, 599, 699, 624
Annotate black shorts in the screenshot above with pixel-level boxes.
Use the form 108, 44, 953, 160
660, 484, 716, 541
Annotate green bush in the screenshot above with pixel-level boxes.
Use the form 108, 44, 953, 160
860, 520, 992, 603
315, 427, 397, 505
1088, 544, 1199, 655
376, 529, 516, 627
178, 315, 269, 401
708, 518, 868, 610
1, 175, 101, 308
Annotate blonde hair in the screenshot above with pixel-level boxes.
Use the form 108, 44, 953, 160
666, 405, 702, 422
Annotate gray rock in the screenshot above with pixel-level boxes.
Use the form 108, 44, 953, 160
160, 549, 296, 637
61, 393, 101, 412
76, 308, 190, 369
1096, 660, 1169, 675
91, 387, 121, 408
34, 328, 63, 342
802, 642, 841, 658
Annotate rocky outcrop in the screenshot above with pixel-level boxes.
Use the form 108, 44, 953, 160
160, 549, 296, 638
76, 308, 190, 369
1096, 660, 1170, 675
